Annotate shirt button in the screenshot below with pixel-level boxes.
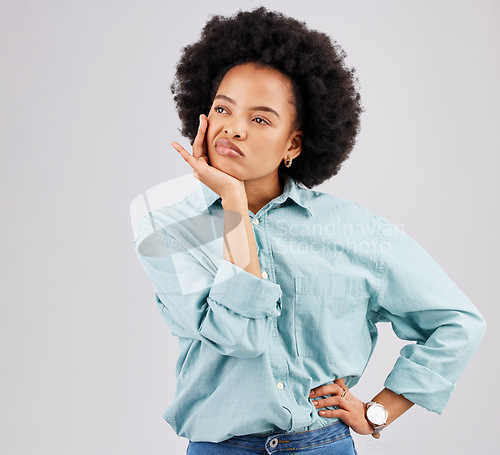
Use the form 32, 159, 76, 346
252, 218, 259, 225
277, 382, 284, 390
269, 438, 279, 448
261, 271, 268, 279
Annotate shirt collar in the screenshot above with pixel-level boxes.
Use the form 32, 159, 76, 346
194, 174, 315, 216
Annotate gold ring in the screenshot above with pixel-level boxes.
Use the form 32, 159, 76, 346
341, 387, 346, 398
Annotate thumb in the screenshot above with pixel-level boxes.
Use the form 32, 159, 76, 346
334, 377, 347, 389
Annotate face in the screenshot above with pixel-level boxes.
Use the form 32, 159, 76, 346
206, 62, 303, 183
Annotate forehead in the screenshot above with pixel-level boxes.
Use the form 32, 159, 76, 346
216, 62, 295, 109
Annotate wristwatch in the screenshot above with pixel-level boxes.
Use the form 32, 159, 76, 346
365, 401, 388, 439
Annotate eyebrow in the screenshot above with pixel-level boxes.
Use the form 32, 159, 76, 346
213, 94, 280, 119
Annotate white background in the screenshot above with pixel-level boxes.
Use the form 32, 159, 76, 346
1, 1, 498, 454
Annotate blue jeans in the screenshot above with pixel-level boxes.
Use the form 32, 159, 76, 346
186, 420, 358, 454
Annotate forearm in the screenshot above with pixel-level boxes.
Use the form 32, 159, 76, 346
371, 387, 414, 426
221, 192, 262, 279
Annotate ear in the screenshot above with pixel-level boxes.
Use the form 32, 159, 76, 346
287, 130, 303, 160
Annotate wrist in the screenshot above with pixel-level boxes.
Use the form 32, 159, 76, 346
365, 401, 388, 439
221, 182, 246, 201
360, 415, 376, 436
221, 189, 247, 206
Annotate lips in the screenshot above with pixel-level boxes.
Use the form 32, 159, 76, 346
215, 138, 244, 156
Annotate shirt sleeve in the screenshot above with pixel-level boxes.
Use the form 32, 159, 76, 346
369, 215, 486, 414
133, 215, 283, 359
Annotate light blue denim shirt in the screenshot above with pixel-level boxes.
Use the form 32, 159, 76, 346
133, 174, 486, 443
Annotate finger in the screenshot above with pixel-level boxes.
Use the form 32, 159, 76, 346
334, 379, 347, 398
310, 383, 346, 398
312, 396, 345, 410
317, 408, 349, 420
171, 142, 204, 171
171, 141, 193, 163
199, 114, 209, 157
193, 114, 208, 160
334, 378, 347, 390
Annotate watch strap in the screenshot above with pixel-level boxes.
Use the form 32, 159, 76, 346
371, 423, 386, 439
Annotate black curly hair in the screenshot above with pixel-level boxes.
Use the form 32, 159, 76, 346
170, 6, 364, 189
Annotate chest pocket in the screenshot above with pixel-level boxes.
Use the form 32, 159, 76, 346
293, 275, 371, 366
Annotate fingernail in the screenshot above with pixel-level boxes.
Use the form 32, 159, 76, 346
309, 390, 315, 397
199, 114, 202, 124
313, 401, 318, 406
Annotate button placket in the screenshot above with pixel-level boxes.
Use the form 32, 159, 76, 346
253, 215, 269, 281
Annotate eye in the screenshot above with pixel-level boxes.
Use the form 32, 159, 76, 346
214, 105, 227, 114
254, 117, 270, 125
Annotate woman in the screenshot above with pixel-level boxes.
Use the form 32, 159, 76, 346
134, 7, 486, 454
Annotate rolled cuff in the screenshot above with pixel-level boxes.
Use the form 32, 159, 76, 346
208, 259, 282, 319
384, 356, 455, 414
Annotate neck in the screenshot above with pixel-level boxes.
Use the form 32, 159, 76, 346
244, 173, 285, 215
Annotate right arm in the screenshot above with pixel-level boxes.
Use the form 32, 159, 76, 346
135, 114, 280, 358
134, 214, 282, 358
221, 191, 262, 279
171, 114, 262, 278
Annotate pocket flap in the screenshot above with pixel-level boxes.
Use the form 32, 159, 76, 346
295, 275, 369, 299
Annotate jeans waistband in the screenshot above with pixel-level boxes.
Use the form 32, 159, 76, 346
224, 419, 350, 446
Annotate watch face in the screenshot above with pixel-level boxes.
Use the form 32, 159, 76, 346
367, 403, 388, 425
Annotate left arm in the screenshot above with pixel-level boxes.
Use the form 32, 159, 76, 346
310, 213, 486, 435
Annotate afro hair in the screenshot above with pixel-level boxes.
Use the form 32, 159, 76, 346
170, 6, 364, 188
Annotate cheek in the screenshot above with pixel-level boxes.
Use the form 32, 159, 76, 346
206, 120, 218, 141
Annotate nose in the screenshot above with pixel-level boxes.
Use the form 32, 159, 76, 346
224, 119, 246, 139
